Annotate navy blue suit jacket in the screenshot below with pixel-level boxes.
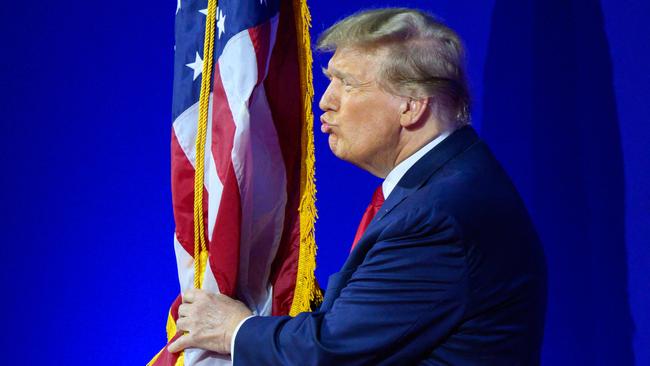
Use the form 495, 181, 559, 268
235, 126, 547, 365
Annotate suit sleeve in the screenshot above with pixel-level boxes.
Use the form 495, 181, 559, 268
234, 208, 468, 365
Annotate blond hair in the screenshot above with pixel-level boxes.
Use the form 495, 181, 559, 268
317, 8, 471, 126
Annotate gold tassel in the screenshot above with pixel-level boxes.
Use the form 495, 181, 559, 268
290, 0, 323, 316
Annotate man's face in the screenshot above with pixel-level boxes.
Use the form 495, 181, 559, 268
318, 47, 404, 176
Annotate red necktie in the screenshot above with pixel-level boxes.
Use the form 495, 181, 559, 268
351, 185, 385, 251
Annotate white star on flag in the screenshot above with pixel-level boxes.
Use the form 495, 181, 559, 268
185, 52, 203, 81
199, 7, 225, 39
260, 0, 268, 5
216, 8, 226, 39
176, 0, 181, 14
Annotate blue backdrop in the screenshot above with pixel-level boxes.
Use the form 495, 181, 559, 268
1, 0, 647, 364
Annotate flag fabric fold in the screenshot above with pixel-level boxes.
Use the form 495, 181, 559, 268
149, 0, 320, 364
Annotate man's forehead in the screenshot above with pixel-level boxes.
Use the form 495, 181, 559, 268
325, 47, 383, 77
329, 47, 372, 64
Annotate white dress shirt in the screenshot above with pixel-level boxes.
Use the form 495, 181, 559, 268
231, 131, 451, 363
382, 131, 451, 199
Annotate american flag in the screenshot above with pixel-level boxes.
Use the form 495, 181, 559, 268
149, 0, 319, 364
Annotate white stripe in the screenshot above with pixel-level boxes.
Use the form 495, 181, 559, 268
201, 255, 221, 294
172, 93, 223, 241
172, 94, 214, 169
203, 99, 223, 241
172, 93, 224, 291
206, 156, 224, 242
183, 349, 230, 366
173, 233, 195, 293
219, 15, 285, 313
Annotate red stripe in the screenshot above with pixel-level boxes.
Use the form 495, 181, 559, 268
153, 295, 184, 366
264, 0, 307, 316
171, 130, 209, 257
248, 21, 272, 85
152, 332, 183, 366
170, 294, 183, 320
209, 62, 241, 298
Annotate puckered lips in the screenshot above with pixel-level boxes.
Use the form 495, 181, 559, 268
320, 115, 334, 133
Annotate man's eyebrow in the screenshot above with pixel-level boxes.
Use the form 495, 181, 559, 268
321, 67, 360, 83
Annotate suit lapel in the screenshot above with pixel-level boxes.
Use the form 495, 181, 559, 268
375, 125, 479, 221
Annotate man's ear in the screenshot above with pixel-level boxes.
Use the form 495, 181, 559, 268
399, 97, 430, 128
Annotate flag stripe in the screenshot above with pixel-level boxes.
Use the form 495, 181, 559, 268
209, 59, 242, 298
211, 17, 287, 310
173, 234, 194, 292
265, 0, 306, 316
171, 128, 201, 257
171, 96, 215, 259
236, 83, 287, 310
248, 21, 273, 85
150, 295, 183, 366
231, 17, 287, 311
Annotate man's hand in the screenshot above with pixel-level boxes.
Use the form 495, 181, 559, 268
167, 289, 253, 355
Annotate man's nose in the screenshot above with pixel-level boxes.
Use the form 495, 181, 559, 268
319, 82, 338, 112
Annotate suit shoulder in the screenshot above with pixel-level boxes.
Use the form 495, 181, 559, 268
416, 142, 529, 220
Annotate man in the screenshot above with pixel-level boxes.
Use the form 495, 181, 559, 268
168, 8, 547, 365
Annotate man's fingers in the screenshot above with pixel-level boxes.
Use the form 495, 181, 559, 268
176, 317, 189, 332
168, 334, 193, 353
182, 289, 198, 303
178, 303, 189, 317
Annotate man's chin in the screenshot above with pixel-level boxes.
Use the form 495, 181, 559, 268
328, 135, 341, 156
329, 144, 358, 167
329, 137, 352, 160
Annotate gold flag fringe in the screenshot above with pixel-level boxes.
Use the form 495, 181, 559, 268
290, 0, 323, 316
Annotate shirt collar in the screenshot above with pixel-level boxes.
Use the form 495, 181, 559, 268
382, 131, 451, 199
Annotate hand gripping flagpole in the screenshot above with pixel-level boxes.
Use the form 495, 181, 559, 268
193, 0, 217, 290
